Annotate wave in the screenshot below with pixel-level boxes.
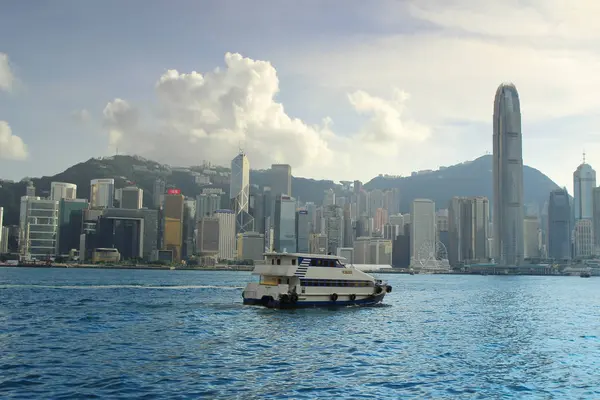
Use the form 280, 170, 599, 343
0, 284, 244, 290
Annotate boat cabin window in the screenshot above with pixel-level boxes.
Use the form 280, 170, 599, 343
260, 276, 279, 286
271, 259, 275, 265
305, 257, 344, 268
277, 259, 281, 265
292, 259, 296, 265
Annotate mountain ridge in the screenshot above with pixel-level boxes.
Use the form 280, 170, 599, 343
0, 154, 561, 225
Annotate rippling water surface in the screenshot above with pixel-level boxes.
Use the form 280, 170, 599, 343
2, 267, 600, 399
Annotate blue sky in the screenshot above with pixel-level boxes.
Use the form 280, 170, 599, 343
1, 0, 599, 192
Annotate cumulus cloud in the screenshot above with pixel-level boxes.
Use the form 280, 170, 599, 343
102, 52, 427, 180
0, 121, 28, 160
0, 53, 14, 92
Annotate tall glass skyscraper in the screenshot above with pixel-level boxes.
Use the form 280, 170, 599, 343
573, 157, 596, 220
493, 83, 524, 266
230, 151, 254, 233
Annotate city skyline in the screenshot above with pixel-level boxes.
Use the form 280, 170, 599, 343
1, 1, 600, 190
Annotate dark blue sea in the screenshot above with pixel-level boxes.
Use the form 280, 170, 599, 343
1, 268, 600, 399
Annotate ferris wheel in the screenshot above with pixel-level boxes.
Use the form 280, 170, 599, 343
416, 240, 449, 271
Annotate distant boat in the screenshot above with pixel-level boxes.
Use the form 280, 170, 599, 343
580, 271, 591, 278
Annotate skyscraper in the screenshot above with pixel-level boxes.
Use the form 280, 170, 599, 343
50, 182, 77, 201
573, 155, 596, 220
230, 151, 253, 233
410, 199, 436, 267
90, 179, 115, 209
120, 187, 143, 209
493, 83, 524, 266
163, 190, 184, 262
274, 195, 297, 253
270, 164, 292, 197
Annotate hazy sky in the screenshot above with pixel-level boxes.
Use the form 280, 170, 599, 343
1, 0, 599, 193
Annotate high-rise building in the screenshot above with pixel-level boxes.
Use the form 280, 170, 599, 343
90, 179, 115, 209
182, 198, 197, 258
410, 199, 436, 267
215, 209, 236, 260
493, 83, 524, 266
323, 205, 344, 255
448, 197, 489, 266
343, 205, 353, 247
230, 152, 253, 233
523, 216, 540, 259
19, 196, 59, 260
574, 219, 593, 258
593, 187, 600, 255
163, 190, 184, 262
296, 209, 310, 253
103, 208, 159, 260
120, 187, 143, 209
0, 226, 8, 254
573, 155, 596, 220
368, 189, 384, 218
153, 178, 166, 209
274, 195, 297, 253
548, 189, 571, 260
309, 233, 327, 254
323, 189, 335, 207
196, 217, 219, 256
270, 164, 292, 197
57, 199, 89, 255
236, 232, 265, 261
0, 206, 3, 253
196, 193, 221, 220
50, 182, 77, 201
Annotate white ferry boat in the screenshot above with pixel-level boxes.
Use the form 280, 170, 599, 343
242, 252, 392, 308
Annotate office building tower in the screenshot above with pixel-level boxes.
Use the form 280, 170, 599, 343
574, 219, 593, 258
120, 187, 143, 209
296, 209, 310, 253
50, 182, 77, 201
90, 178, 115, 209
323, 205, 344, 255
337, 247, 354, 264
523, 216, 540, 259
230, 151, 253, 233
368, 189, 384, 218
0, 207, 3, 253
56, 199, 89, 255
593, 187, 600, 255
323, 189, 335, 207
102, 208, 159, 260
249, 191, 265, 234
163, 190, 184, 262
548, 189, 571, 260
182, 198, 197, 258
215, 209, 236, 260
19, 197, 59, 260
369, 238, 393, 265
196, 192, 221, 220
0, 226, 8, 254
374, 208, 388, 233
493, 83, 524, 266
196, 217, 219, 256
153, 178, 166, 209
274, 195, 297, 253
410, 199, 436, 267
343, 206, 353, 247
270, 164, 292, 197
237, 232, 265, 261
573, 155, 596, 220
353, 180, 363, 195
448, 197, 489, 266
309, 233, 327, 254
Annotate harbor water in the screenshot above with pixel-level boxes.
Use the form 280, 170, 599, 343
1, 267, 599, 399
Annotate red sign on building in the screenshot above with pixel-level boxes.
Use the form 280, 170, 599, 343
167, 189, 181, 195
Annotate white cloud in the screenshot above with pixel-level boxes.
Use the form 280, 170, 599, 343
102, 52, 429, 180
0, 121, 28, 160
0, 53, 14, 92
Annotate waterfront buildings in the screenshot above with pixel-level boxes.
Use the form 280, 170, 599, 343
410, 199, 436, 267
57, 199, 89, 255
19, 196, 59, 260
523, 216, 541, 259
296, 209, 310, 253
196, 217, 219, 256
163, 190, 184, 262
548, 189, 571, 260
448, 197, 489, 266
236, 232, 265, 261
215, 209, 236, 260
492, 83, 524, 266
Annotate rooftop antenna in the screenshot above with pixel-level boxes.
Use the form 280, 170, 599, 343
583, 150, 586, 164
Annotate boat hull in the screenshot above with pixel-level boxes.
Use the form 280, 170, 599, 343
243, 292, 386, 309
